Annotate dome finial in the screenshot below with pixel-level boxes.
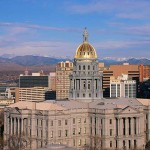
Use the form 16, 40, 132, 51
83, 27, 88, 43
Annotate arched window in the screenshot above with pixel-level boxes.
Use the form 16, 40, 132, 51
88, 65, 90, 70
79, 65, 81, 70
93, 66, 95, 70
83, 65, 85, 70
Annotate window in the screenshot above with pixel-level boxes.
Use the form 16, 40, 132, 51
88, 65, 90, 70
51, 131, 53, 138
77, 93, 79, 97
89, 93, 91, 97
110, 119, 112, 124
84, 118, 86, 123
58, 120, 61, 126
83, 65, 85, 70
73, 118, 75, 124
73, 139, 76, 146
84, 139, 86, 145
65, 120, 68, 125
41, 130, 42, 138
73, 128, 75, 135
88, 81, 90, 89
110, 141, 112, 148
58, 130, 61, 137
51, 121, 53, 126
79, 139, 81, 146
84, 127, 86, 134
78, 128, 81, 134
65, 130, 68, 137
79, 65, 81, 70
110, 129, 112, 136
83, 93, 85, 97
37, 129, 38, 136
78, 118, 81, 123
83, 81, 86, 89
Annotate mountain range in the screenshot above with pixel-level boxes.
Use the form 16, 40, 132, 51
0, 55, 150, 67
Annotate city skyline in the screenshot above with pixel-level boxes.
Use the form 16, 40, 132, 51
0, 0, 150, 58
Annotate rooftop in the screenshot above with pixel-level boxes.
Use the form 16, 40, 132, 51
6, 98, 145, 111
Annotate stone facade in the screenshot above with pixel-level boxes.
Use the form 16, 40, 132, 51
4, 98, 149, 150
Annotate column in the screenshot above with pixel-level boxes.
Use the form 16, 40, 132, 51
137, 117, 140, 134
14, 118, 16, 135
120, 118, 123, 136
21, 118, 24, 134
118, 118, 120, 136
125, 118, 128, 136
18, 118, 20, 135
131, 118, 134, 135
10, 117, 12, 135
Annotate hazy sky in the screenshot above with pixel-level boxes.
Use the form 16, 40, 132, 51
0, 0, 150, 58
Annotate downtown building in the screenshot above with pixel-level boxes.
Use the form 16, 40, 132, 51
110, 75, 136, 98
4, 29, 150, 150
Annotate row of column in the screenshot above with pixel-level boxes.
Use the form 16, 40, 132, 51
117, 117, 140, 136
10, 117, 24, 135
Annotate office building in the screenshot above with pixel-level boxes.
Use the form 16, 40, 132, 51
19, 87, 49, 102
139, 64, 150, 82
56, 61, 73, 100
19, 73, 50, 88
102, 69, 113, 97
49, 72, 56, 91
110, 75, 136, 98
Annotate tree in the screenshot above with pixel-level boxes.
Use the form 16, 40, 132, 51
145, 141, 150, 150
3, 133, 32, 150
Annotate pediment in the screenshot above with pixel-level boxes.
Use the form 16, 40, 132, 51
118, 106, 139, 114
56, 110, 65, 115
12, 107, 21, 114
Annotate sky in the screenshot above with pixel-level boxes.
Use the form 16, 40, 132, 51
0, 0, 150, 59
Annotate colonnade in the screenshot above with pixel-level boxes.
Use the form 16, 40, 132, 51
117, 117, 141, 136
9, 117, 24, 135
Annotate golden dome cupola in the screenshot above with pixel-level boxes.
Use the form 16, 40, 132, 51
75, 28, 97, 59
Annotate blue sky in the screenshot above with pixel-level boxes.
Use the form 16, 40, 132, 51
0, 0, 150, 58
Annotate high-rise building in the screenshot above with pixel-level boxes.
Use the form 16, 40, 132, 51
56, 61, 73, 100
139, 64, 150, 82
102, 63, 139, 97
19, 87, 48, 102
19, 73, 50, 88
102, 69, 113, 97
49, 72, 56, 91
110, 75, 136, 98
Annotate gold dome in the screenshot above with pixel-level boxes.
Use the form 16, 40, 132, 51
75, 42, 97, 59
75, 28, 97, 59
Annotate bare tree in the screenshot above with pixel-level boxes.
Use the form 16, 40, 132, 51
82, 135, 102, 150
4, 133, 32, 150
